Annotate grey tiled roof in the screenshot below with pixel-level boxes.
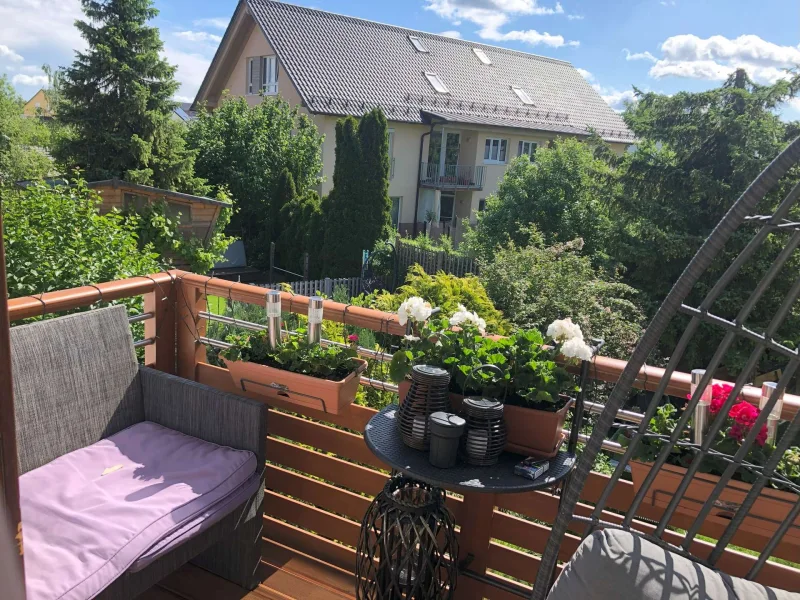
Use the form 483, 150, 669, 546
246, 0, 634, 144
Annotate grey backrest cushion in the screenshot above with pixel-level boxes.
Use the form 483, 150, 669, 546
11, 305, 143, 474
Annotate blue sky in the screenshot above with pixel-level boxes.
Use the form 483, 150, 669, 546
2, 0, 799, 118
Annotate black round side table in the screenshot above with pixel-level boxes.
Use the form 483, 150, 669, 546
355, 404, 577, 599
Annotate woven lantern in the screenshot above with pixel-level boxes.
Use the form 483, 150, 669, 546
397, 365, 450, 450
460, 397, 506, 466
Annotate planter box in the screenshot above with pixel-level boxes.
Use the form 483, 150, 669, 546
630, 460, 800, 550
224, 358, 367, 414
398, 380, 570, 457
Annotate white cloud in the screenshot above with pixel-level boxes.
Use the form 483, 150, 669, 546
439, 30, 462, 38
192, 17, 230, 30
0, 45, 23, 62
175, 31, 222, 44
163, 47, 213, 103
0, 0, 84, 54
623, 48, 657, 62
597, 87, 636, 112
12, 73, 47, 87
424, 0, 578, 48
566, 14, 584, 20
576, 67, 593, 81
649, 34, 800, 85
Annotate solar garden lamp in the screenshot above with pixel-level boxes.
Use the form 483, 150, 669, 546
266, 290, 282, 349
760, 381, 784, 446
691, 369, 713, 445
308, 296, 324, 345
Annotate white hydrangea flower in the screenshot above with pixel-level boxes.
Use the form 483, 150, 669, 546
546, 318, 584, 343
449, 304, 486, 334
561, 337, 593, 361
398, 296, 432, 326
403, 334, 420, 342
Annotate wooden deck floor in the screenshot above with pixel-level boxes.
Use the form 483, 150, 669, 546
138, 539, 355, 600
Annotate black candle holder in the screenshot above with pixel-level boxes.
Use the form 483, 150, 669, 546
355, 475, 458, 600
397, 365, 451, 450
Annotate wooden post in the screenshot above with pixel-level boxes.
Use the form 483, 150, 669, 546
143, 277, 176, 374
0, 203, 25, 596
456, 493, 495, 600
175, 279, 207, 381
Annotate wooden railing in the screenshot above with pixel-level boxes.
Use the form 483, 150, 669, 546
7, 271, 800, 597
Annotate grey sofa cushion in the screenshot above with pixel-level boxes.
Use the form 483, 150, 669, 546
548, 529, 799, 600
10, 306, 143, 474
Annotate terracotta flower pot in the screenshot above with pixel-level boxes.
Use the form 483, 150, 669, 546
630, 460, 800, 551
451, 393, 571, 457
224, 358, 367, 414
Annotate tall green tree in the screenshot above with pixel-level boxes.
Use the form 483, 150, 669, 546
54, 0, 203, 191
322, 108, 391, 276
186, 96, 323, 270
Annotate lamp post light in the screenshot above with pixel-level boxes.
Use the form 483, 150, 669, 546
308, 296, 324, 345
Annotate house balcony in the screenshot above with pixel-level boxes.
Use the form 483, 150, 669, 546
5, 272, 800, 600
419, 161, 486, 190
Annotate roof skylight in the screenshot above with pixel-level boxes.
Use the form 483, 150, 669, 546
511, 85, 534, 105
424, 72, 449, 94
472, 47, 492, 65
408, 35, 429, 53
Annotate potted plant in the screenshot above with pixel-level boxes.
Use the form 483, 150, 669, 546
622, 389, 800, 549
390, 301, 591, 456
220, 329, 367, 414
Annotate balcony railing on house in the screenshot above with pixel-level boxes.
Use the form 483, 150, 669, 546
419, 162, 486, 190
7, 271, 800, 600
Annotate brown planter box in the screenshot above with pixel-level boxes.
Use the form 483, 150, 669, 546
224, 358, 367, 414
398, 380, 570, 457
630, 460, 800, 551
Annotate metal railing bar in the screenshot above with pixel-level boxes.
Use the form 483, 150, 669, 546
584, 400, 643, 424
128, 312, 154, 324
746, 496, 800, 579
133, 338, 154, 348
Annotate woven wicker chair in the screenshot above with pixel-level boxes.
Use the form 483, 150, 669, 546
533, 137, 800, 600
10, 305, 267, 599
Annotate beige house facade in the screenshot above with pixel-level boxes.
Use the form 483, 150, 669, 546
195, 0, 633, 241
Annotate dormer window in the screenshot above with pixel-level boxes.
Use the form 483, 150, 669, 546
409, 35, 429, 53
424, 72, 449, 94
512, 85, 534, 105
473, 48, 492, 65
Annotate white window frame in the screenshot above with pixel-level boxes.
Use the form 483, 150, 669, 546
483, 138, 508, 164
390, 196, 403, 230
424, 72, 449, 94
511, 85, 534, 105
262, 55, 278, 95
518, 140, 538, 159
247, 57, 255, 95
388, 129, 395, 179
408, 35, 429, 53
472, 47, 492, 65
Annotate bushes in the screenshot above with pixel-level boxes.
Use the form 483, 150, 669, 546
355, 264, 510, 334
479, 237, 644, 358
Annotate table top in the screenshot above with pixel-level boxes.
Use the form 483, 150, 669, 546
364, 404, 576, 494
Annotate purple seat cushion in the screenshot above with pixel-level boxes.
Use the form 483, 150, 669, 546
20, 421, 258, 600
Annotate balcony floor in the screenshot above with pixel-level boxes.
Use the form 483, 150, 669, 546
139, 539, 355, 600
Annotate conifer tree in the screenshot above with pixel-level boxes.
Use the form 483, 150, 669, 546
54, 0, 202, 191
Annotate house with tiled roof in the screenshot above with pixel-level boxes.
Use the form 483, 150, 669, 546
194, 0, 634, 238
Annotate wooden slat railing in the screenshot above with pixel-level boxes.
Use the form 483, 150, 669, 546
7, 271, 800, 597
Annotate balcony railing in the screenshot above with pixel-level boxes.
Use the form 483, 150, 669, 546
7, 272, 800, 599
419, 162, 486, 190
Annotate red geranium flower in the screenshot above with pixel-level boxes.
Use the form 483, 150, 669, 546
348, 334, 359, 342
729, 402, 759, 427
756, 425, 768, 447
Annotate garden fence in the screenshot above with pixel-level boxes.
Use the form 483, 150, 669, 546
395, 239, 478, 279
259, 277, 363, 299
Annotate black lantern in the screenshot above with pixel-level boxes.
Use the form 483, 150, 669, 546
461, 397, 506, 466
397, 365, 451, 450
356, 475, 458, 600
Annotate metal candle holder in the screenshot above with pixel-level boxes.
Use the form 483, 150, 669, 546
397, 365, 451, 450
266, 290, 281, 349
308, 296, 323, 345
459, 364, 506, 466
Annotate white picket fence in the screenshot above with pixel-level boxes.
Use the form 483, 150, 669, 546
259, 277, 363, 299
